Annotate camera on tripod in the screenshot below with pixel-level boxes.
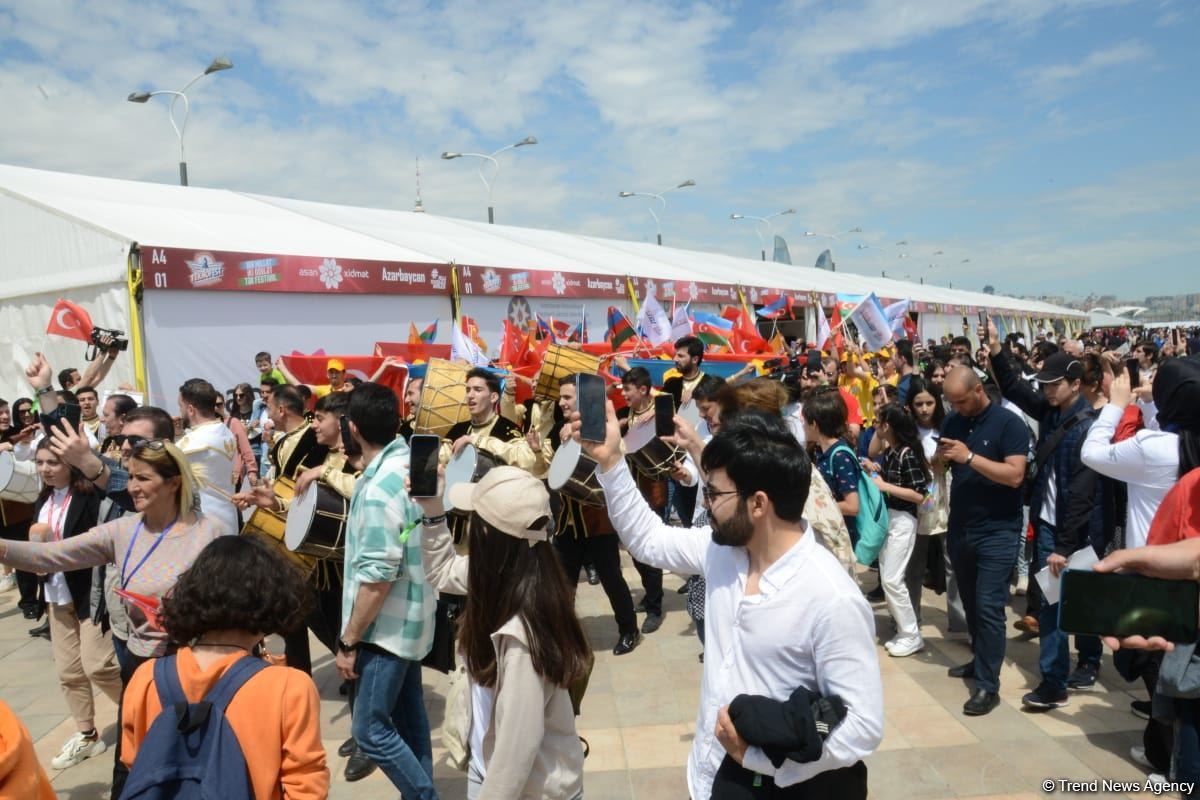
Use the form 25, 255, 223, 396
86, 327, 129, 361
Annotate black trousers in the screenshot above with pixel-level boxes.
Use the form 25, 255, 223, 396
1, 520, 42, 614
634, 559, 663, 616
672, 482, 699, 526
711, 759, 867, 799
283, 565, 344, 675
556, 532, 638, 637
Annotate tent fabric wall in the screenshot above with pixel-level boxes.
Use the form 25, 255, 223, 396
918, 313, 967, 344
0, 190, 134, 400
141, 291, 435, 406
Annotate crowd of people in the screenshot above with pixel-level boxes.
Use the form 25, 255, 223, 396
0, 319, 1198, 799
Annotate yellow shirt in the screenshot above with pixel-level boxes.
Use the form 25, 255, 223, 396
840, 364, 881, 425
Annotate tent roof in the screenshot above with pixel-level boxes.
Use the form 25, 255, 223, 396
0, 163, 1082, 318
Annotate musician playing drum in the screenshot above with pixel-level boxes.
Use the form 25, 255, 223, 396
549, 375, 641, 656
617, 367, 700, 636
439, 368, 539, 472
264, 385, 328, 483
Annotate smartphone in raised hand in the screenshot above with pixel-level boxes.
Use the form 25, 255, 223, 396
1125, 358, 1141, 389
654, 394, 675, 438
408, 434, 440, 498
577, 373, 607, 443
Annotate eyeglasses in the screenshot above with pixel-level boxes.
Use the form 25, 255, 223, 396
701, 484, 740, 508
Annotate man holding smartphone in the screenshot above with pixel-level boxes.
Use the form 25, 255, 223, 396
986, 321, 1114, 709
938, 365, 1030, 716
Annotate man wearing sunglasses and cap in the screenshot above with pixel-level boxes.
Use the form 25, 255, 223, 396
986, 321, 1115, 710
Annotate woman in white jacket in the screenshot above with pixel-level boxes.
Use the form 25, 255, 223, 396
412, 466, 591, 800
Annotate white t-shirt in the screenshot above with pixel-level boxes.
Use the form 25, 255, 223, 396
38, 487, 73, 606
469, 680, 495, 779
177, 420, 238, 535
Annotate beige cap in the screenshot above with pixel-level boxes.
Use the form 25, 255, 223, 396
446, 466, 553, 544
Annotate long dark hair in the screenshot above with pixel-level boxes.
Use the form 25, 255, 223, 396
905, 376, 945, 430
34, 437, 94, 503
877, 403, 931, 481
458, 514, 592, 689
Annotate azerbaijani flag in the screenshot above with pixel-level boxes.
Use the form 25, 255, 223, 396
419, 319, 438, 343
756, 294, 792, 319
691, 310, 734, 331
536, 315, 555, 341
606, 306, 636, 350
694, 322, 731, 351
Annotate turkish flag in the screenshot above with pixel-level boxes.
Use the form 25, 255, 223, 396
46, 299, 94, 343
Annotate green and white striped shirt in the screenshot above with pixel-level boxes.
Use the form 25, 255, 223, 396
342, 437, 434, 661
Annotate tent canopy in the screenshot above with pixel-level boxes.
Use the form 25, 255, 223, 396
0, 163, 1081, 319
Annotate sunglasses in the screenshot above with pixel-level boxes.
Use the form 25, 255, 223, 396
126, 437, 167, 454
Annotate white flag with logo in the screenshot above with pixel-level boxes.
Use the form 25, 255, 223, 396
637, 292, 673, 346
883, 298, 910, 337
848, 292, 896, 352
671, 301, 693, 340
451, 319, 489, 367
816, 303, 831, 348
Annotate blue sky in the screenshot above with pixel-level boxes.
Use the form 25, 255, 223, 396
1, 0, 1196, 301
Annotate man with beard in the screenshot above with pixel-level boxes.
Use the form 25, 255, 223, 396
266, 384, 327, 482
577, 407, 882, 799
662, 335, 706, 526
176, 379, 239, 535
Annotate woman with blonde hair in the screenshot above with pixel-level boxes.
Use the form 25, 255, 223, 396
0, 436, 223, 798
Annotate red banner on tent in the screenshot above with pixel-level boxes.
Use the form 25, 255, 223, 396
141, 247, 449, 296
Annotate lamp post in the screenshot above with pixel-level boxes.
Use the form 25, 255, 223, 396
127, 56, 233, 186
619, 180, 695, 245
730, 209, 795, 261
440, 136, 538, 224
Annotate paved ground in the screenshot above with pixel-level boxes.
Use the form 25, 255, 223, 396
0, 558, 1159, 799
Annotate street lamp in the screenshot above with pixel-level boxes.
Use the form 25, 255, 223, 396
619, 180, 695, 245
440, 136, 538, 224
127, 56, 233, 186
730, 208, 795, 261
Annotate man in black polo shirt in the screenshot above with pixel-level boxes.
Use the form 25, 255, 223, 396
938, 366, 1030, 716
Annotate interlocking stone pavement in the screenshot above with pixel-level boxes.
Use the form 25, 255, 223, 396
0, 558, 1159, 799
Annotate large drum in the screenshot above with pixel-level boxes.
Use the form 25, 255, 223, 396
415, 359, 471, 437
0, 451, 40, 503
534, 345, 602, 400
548, 439, 603, 506
241, 477, 316, 575
285, 482, 349, 561
623, 420, 682, 480
444, 444, 500, 510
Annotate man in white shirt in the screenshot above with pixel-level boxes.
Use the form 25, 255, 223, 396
578, 403, 883, 799
176, 378, 238, 535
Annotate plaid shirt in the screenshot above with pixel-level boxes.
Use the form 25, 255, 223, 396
342, 437, 434, 661
882, 446, 930, 516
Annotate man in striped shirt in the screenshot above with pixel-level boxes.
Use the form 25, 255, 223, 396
336, 382, 437, 799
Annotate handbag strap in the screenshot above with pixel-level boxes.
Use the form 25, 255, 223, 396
1033, 408, 1094, 472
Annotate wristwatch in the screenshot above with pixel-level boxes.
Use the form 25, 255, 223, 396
965, 452, 976, 465
35, 386, 55, 397
337, 637, 359, 655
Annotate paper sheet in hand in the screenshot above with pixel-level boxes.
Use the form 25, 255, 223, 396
1034, 547, 1100, 605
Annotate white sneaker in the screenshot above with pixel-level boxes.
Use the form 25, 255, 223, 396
51, 732, 106, 770
1130, 746, 1154, 770
1014, 574, 1028, 596
1147, 773, 1167, 788
885, 636, 925, 657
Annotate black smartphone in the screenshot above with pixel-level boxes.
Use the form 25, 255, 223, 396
1125, 358, 1141, 389
339, 415, 362, 458
408, 434, 440, 498
805, 348, 823, 375
654, 394, 675, 438
1059, 570, 1199, 643
577, 373, 607, 442
962, 315, 970, 329
978, 310, 989, 330
43, 403, 82, 437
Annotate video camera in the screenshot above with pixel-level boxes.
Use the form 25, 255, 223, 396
761, 349, 823, 388
85, 327, 129, 361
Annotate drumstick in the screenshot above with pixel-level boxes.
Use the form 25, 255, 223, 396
197, 478, 237, 503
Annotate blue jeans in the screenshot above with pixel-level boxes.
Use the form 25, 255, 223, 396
1033, 522, 1102, 693
947, 524, 1020, 693
1174, 699, 1200, 795
351, 647, 438, 799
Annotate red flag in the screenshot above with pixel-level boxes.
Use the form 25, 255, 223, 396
829, 306, 845, 351
46, 299, 94, 343
499, 320, 528, 366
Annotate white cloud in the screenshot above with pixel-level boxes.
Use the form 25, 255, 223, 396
1023, 40, 1151, 98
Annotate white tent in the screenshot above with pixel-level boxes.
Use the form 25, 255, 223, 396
0, 163, 1084, 404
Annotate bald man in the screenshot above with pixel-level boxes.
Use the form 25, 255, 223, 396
936, 367, 1030, 717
